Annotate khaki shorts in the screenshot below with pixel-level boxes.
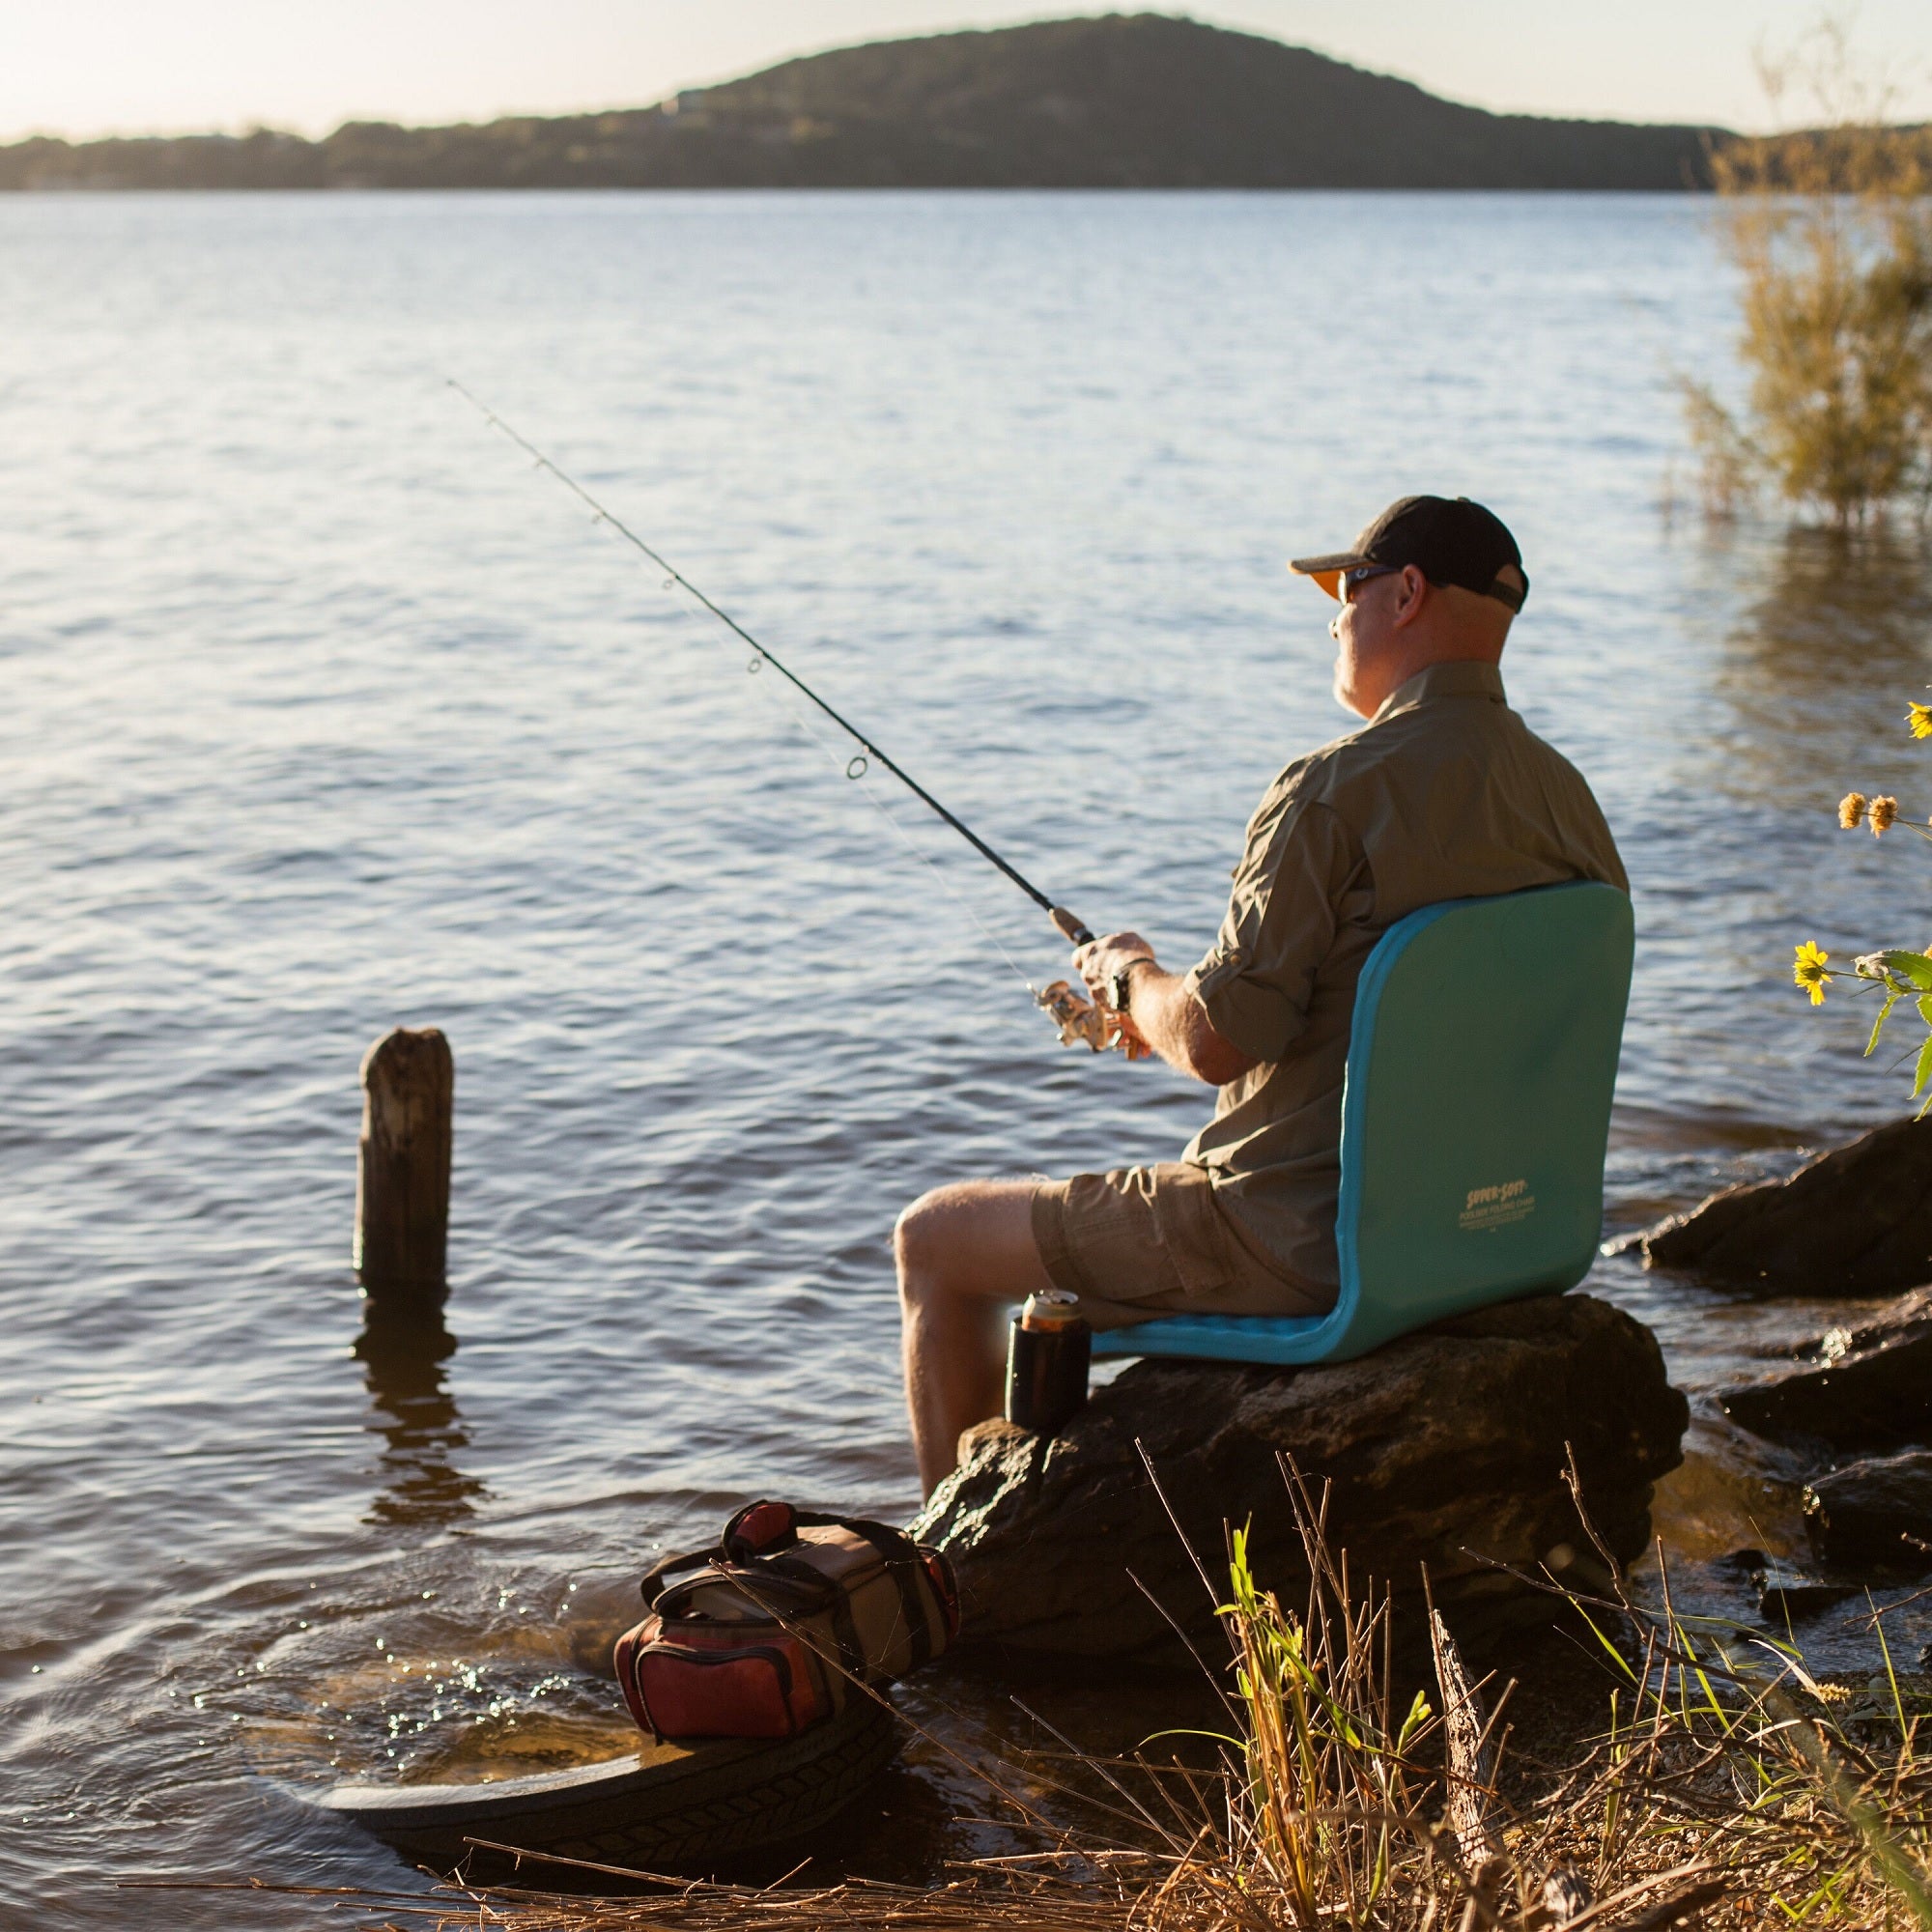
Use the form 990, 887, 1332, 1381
1030, 1161, 1333, 1332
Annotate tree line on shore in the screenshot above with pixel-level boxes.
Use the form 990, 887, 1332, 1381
0, 14, 1722, 193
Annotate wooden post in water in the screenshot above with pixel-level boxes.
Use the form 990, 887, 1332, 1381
355, 1027, 453, 1306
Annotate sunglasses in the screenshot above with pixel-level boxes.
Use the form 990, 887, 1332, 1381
1339, 564, 1401, 602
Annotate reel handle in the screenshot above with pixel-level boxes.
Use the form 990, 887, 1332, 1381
1048, 906, 1094, 948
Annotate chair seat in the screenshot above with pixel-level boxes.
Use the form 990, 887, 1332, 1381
1086, 882, 1633, 1370
1091, 1310, 1331, 1366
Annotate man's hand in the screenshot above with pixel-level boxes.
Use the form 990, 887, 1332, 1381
1071, 930, 1156, 1007
1071, 931, 1156, 1059
1069, 928, 1259, 1088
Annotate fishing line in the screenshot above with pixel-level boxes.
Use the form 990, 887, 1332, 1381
447, 381, 1096, 952
737, 651, 1040, 1000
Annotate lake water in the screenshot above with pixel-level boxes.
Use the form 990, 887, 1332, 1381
6, 190, 1932, 1927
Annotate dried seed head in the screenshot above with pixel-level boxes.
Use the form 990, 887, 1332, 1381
1841, 792, 1869, 829
1871, 795, 1899, 835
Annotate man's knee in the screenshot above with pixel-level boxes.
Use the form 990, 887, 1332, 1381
895, 1180, 1036, 1298
896, 1175, 1051, 1314
895, 1185, 968, 1292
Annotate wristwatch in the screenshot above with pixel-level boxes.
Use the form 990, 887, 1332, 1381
1109, 956, 1154, 1013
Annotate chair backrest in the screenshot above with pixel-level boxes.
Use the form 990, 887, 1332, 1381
1321, 879, 1634, 1358
1089, 880, 1634, 1369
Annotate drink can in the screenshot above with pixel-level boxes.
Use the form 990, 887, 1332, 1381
1005, 1291, 1092, 1436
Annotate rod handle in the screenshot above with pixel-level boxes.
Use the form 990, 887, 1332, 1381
1049, 906, 1095, 948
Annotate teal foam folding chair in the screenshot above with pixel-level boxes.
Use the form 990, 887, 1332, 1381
1091, 881, 1634, 1368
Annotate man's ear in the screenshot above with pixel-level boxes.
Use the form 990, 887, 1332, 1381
1388, 564, 1430, 631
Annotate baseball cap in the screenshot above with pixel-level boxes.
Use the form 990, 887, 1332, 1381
1290, 496, 1528, 612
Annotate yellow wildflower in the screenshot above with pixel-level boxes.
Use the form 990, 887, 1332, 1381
1871, 795, 1899, 835
1909, 702, 1932, 740
1794, 940, 1832, 1005
1840, 792, 1868, 828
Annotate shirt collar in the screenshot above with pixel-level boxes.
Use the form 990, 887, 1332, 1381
1371, 659, 1507, 724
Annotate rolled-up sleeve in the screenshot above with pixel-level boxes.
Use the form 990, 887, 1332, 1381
1183, 786, 1362, 1065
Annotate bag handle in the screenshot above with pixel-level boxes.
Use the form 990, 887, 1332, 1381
639, 1543, 725, 1608
641, 1548, 839, 1620
724, 1498, 800, 1559
642, 1503, 948, 1666
642, 1499, 807, 1605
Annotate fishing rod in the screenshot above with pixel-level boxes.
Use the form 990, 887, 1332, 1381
449, 381, 1128, 1054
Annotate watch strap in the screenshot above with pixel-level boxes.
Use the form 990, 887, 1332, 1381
1108, 956, 1155, 1012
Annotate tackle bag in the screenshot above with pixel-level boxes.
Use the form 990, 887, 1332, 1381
612, 1499, 958, 1742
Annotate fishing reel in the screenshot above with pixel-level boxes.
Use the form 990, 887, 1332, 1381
1034, 906, 1150, 1057
1035, 980, 1146, 1057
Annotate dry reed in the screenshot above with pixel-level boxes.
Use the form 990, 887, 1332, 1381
158, 1456, 1932, 1929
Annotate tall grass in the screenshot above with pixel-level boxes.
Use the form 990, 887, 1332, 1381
1212, 1519, 1432, 1923
255, 1461, 1932, 1928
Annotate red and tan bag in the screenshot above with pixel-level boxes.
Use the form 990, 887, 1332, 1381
612, 1499, 958, 1742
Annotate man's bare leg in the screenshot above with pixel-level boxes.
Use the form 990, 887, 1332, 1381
895, 1179, 1057, 1498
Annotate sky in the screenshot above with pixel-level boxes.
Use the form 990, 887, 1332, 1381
3, 1, 1930, 144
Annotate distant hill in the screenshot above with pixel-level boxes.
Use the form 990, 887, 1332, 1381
0, 14, 1724, 192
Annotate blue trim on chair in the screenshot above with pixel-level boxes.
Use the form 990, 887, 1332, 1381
1088, 1306, 1329, 1365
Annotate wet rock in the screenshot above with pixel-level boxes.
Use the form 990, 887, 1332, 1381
1633, 1116, 1932, 1293
1804, 1452, 1932, 1576
1752, 1562, 1861, 1619
909, 1293, 1687, 1662
1719, 1288, 1932, 1453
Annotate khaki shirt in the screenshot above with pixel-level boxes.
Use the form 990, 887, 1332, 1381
1181, 660, 1628, 1296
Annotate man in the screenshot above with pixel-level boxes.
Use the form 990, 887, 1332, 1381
895, 497, 1628, 1496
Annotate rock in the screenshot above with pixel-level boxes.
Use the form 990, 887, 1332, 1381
908, 1293, 1687, 1662
1804, 1451, 1932, 1576
1719, 1288, 1932, 1452
1751, 1563, 1861, 1619
1634, 1116, 1932, 1294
